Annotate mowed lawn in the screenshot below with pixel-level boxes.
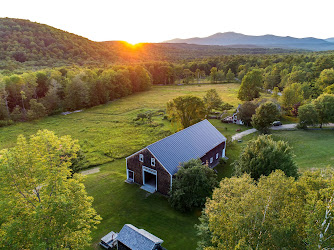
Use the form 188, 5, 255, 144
272, 129, 334, 170
0, 83, 241, 250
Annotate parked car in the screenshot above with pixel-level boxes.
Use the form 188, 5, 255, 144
272, 121, 282, 126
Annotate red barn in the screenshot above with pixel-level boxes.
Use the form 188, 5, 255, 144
126, 119, 227, 195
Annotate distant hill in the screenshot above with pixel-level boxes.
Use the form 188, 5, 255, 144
165, 32, 334, 51
0, 19, 305, 70
0, 18, 117, 67
325, 38, 334, 43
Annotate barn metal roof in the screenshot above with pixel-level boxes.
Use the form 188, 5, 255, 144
116, 224, 163, 250
147, 119, 226, 175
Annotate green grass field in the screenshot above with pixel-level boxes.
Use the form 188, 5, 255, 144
272, 129, 334, 170
0, 84, 241, 167
0, 83, 332, 249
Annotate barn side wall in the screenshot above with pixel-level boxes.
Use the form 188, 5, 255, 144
200, 141, 226, 167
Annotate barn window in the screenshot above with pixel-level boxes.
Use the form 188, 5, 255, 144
139, 154, 144, 162
216, 153, 219, 159
151, 158, 155, 167
210, 157, 213, 164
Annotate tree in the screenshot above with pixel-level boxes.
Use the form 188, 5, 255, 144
238, 69, 263, 101
0, 130, 101, 249
272, 86, 279, 99
130, 65, 152, 92
280, 82, 304, 114
169, 159, 217, 212
301, 170, 334, 249
10, 105, 23, 122
325, 84, 334, 94
233, 135, 298, 180
210, 67, 219, 83
317, 68, 334, 90
41, 79, 62, 114
313, 94, 334, 127
65, 73, 90, 110
225, 68, 235, 82
26, 99, 47, 120
197, 170, 334, 249
12, 51, 27, 62
298, 103, 319, 129
287, 69, 306, 84
35, 71, 49, 98
203, 89, 223, 113
238, 101, 257, 126
251, 102, 280, 133
182, 69, 194, 84
166, 95, 206, 129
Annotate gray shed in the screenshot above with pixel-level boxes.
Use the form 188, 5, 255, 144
116, 224, 164, 250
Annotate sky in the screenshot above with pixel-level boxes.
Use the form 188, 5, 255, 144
1, 0, 334, 44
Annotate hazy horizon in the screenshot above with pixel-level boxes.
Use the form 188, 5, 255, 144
2, 0, 334, 44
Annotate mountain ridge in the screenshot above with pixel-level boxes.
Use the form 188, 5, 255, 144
165, 32, 334, 51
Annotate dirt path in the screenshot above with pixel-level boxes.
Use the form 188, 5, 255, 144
232, 123, 334, 141
231, 128, 257, 141
232, 124, 297, 141
80, 167, 100, 175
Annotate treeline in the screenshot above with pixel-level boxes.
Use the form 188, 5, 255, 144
143, 53, 334, 88
146, 54, 334, 114
0, 65, 152, 125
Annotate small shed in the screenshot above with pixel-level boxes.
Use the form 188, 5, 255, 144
116, 224, 164, 250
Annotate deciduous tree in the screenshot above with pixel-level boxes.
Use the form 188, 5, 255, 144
225, 68, 235, 82
0, 130, 101, 249
203, 89, 223, 113
197, 170, 334, 249
167, 95, 206, 129
238, 69, 263, 101
233, 135, 298, 180
298, 103, 319, 128
313, 93, 334, 127
280, 82, 304, 114
169, 159, 217, 212
238, 101, 257, 126
251, 102, 280, 133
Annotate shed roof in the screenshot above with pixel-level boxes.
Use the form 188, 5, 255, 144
101, 231, 117, 244
147, 119, 226, 175
116, 224, 163, 250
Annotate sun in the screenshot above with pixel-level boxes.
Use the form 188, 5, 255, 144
122, 41, 143, 49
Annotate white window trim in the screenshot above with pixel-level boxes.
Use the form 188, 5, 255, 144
151, 158, 155, 167
139, 154, 144, 162
210, 157, 213, 164
216, 153, 219, 159
127, 169, 134, 181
